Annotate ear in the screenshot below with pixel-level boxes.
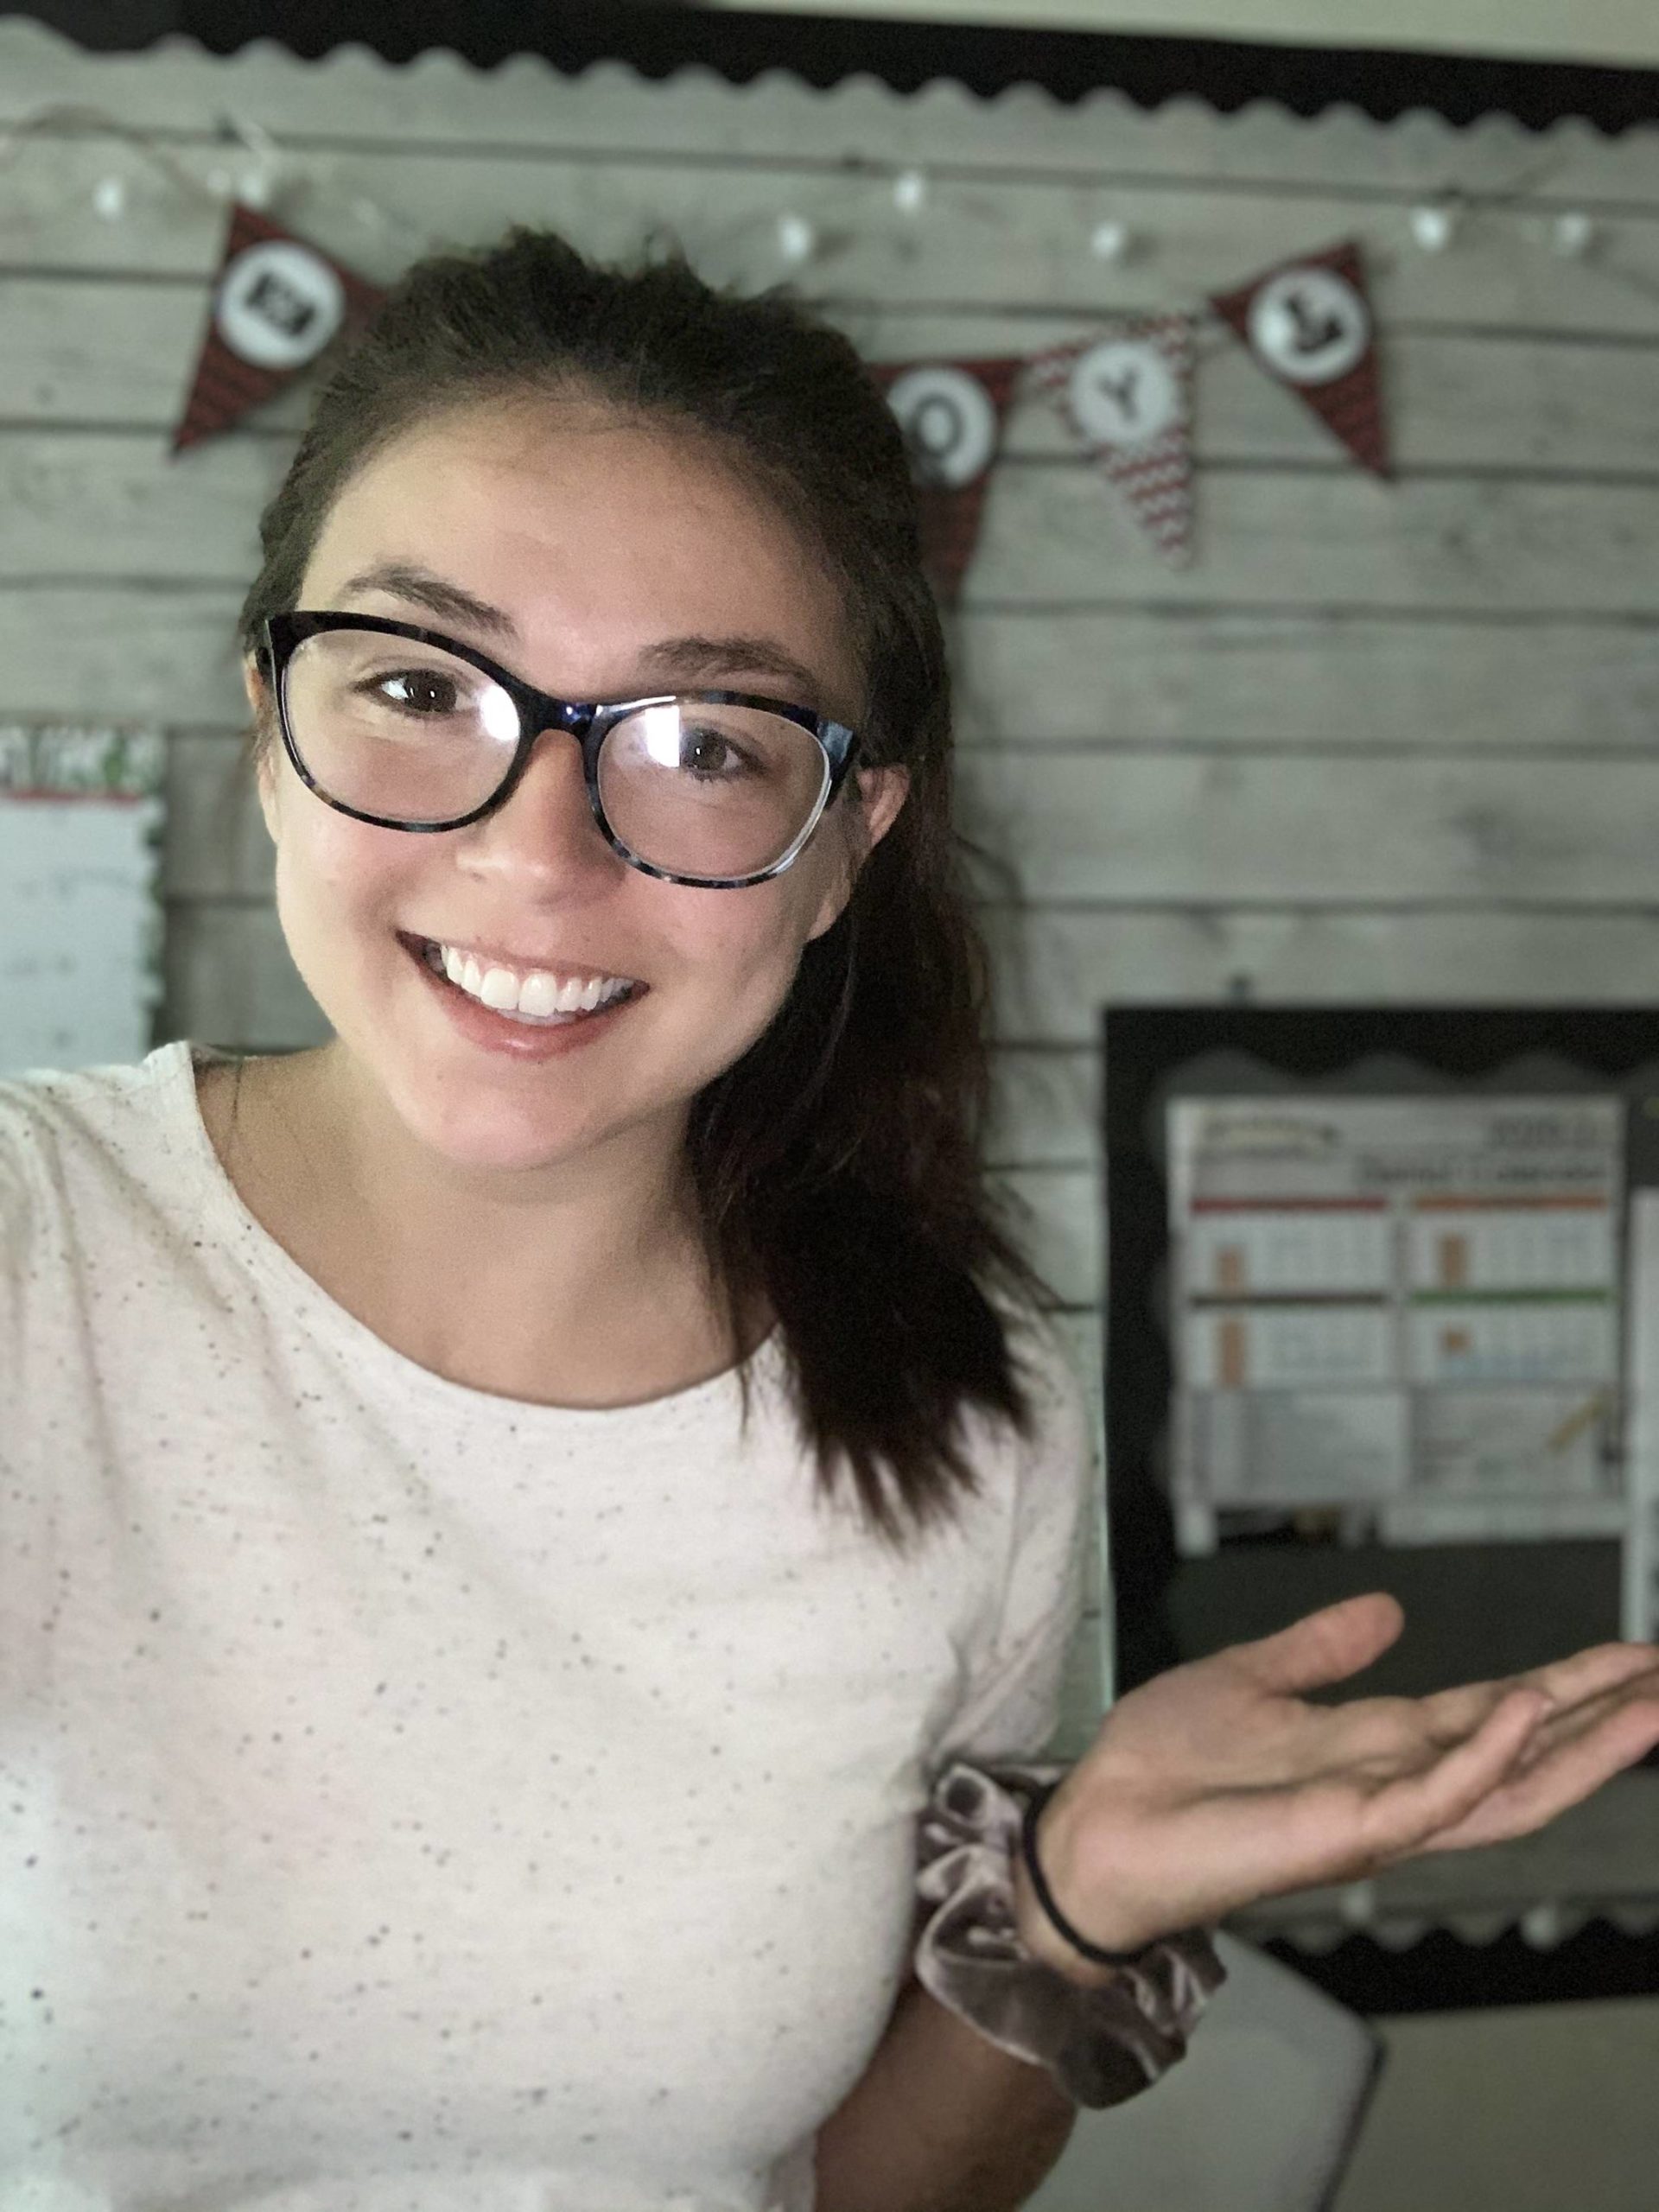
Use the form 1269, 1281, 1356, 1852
806, 765, 910, 943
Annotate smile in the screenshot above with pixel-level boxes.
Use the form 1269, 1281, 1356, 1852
398, 931, 645, 1032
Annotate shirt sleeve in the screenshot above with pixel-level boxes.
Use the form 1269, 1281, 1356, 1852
932, 1313, 1100, 1770
0, 1085, 43, 1378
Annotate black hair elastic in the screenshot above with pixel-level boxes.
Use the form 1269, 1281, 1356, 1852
1019, 1777, 1159, 1968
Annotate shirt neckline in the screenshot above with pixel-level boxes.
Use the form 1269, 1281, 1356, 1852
154, 1037, 784, 1426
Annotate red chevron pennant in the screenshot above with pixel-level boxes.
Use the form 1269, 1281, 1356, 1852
1027, 315, 1196, 569
869, 358, 1023, 606
172, 201, 385, 453
1211, 238, 1390, 479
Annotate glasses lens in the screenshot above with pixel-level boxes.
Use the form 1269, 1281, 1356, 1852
282, 631, 521, 824
598, 702, 830, 881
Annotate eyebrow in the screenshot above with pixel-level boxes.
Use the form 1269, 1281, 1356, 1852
337, 560, 840, 713
340, 562, 517, 640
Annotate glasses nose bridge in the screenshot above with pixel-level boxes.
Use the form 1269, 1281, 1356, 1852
521, 687, 599, 748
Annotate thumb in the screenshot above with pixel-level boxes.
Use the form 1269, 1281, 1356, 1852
1235, 1591, 1406, 1699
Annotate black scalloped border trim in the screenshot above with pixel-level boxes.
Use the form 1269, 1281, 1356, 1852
10, 1, 1659, 135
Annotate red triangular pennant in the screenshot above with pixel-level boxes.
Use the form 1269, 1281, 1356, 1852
1211, 239, 1390, 480
869, 358, 1023, 605
172, 202, 385, 454
1027, 315, 1196, 569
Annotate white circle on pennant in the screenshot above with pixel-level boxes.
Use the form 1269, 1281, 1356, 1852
1068, 338, 1180, 450
214, 239, 346, 371
885, 365, 997, 489
1248, 267, 1370, 386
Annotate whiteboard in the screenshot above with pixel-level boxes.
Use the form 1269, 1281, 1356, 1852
0, 727, 165, 1080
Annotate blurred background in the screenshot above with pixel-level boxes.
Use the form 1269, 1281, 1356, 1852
1, 7, 1656, 2206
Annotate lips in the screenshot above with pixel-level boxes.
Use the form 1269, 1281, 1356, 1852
398, 929, 641, 1055
397, 931, 640, 989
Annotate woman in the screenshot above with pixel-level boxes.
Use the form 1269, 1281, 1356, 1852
3, 227, 1656, 2212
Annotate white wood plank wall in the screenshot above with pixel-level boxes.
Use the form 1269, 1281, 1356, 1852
5, 21, 1659, 1737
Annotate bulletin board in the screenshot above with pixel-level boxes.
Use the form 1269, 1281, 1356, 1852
1101, 1007, 1659, 1699
0, 726, 166, 1080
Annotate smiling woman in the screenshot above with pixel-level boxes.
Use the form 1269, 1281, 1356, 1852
13, 203, 1659, 2212
0, 226, 1178, 2212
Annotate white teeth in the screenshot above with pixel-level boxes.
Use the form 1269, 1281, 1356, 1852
428, 941, 633, 1019
518, 972, 562, 1018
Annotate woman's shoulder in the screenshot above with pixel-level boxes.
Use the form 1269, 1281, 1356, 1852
963, 1293, 1096, 1505
0, 1039, 206, 1210
993, 1294, 1090, 1421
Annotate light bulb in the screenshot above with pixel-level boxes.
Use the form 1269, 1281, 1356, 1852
1090, 219, 1132, 263
1553, 212, 1595, 257
92, 176, 127, 221
776, 213, 816, 265
893, 168, 927, 215
1408, 202, 1456, 252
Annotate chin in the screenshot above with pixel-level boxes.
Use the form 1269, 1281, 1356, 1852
391, 1077, 619, 1176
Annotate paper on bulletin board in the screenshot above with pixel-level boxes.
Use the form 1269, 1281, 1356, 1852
1168, 1095, 1624, 1525
0, 726, 166, 1080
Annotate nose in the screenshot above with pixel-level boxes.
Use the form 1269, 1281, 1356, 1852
462, 724, 620, 883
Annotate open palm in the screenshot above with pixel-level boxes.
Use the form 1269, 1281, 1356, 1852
1039, 1592, 1659, 1955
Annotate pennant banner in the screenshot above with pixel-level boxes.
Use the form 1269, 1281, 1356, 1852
1210, 238, 1390, 479
1027, 315, 1196, 569
871, 358, 1023, 606
160, 203, 1395, 575
172, 201, 385, 453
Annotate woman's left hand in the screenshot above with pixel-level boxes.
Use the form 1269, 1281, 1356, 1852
1033, 1592, 1659, 1959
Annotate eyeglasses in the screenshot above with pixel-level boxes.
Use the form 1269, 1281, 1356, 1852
257, 612, 863, 889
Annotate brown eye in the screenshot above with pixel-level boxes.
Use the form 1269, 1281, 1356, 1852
373, 670, 461, 716
678, 725, 760, 779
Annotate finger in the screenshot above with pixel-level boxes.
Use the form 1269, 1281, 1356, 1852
1230, 1592, 1406, 1700
1338, 1684, 1552, 1868
1417, 1643, 1659, 1744
1524, 1647, 1659, 1713
1163, 1686, 1550, 1907
1387, 1693, 1659, 1860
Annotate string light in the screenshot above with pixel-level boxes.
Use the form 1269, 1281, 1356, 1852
221, 111, 281, 212
0, 101, 421, 253
0, 101, 1641, 321
1553, 211, 1597, 257
1090, 219, 1133, 264
1408, 200, 1459, 252
775, 213, 816, 265
893, 168, 927, 216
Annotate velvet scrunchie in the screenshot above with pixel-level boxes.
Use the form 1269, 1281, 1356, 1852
912, 1758, 1229, 2110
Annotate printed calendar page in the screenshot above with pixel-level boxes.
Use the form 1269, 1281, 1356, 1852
1168, 1094, 1624, 1517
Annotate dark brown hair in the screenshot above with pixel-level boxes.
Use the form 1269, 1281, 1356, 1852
236, 225, 1050, 1556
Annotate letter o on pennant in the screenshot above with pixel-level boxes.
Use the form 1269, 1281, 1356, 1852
884, 364, 999, 489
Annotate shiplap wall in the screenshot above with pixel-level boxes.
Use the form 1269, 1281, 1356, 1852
6, 19, 1659, 1743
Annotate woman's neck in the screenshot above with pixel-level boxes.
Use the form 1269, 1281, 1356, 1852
199, 1046, 766, 1409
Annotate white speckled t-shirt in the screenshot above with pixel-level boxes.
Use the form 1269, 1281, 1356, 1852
0, 1040, 1096, 2212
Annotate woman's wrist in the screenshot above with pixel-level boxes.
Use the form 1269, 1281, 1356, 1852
1011, 1800, 1125, 1989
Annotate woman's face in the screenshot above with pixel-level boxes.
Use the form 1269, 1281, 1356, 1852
249, 394, 907, 1179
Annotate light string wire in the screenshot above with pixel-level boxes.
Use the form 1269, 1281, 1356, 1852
0, 100, 435, 254
0, 99, 1646, 310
